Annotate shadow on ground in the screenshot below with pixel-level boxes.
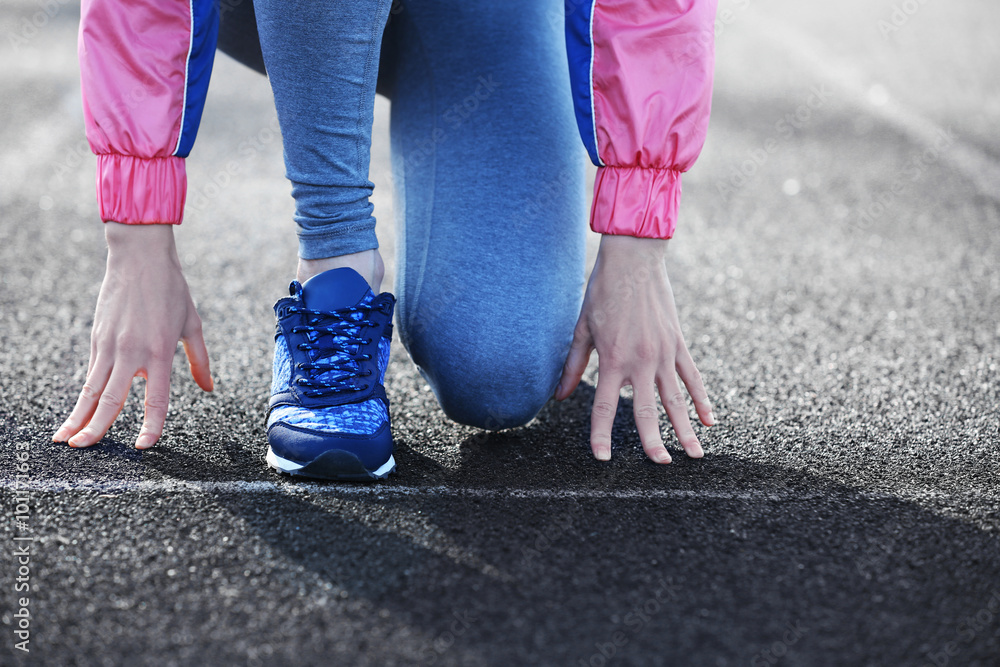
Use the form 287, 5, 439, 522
3, 409, 999, 666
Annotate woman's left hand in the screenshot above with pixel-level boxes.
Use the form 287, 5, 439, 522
555, 235, 715, 463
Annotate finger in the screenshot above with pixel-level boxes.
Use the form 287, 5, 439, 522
182, 315, 213, 392
657, 373, 703, 459
86, 334, 99, 377
590, 370, 622, 461
67, 366, 135, 448
555, 323, 593, 401
54, 355, 112, 443
632, 378, 671, 464
136, 362, 171, 449
677, 348, 715, 426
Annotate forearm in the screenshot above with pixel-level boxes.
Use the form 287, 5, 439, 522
79, 0, 219, 225
566, 0, 717, 239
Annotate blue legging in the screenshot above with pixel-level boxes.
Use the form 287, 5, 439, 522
232, 0, 586, 429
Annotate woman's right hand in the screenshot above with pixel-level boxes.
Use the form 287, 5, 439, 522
53, 222, 213, 450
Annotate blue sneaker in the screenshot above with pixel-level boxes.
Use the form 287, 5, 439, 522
265, 267, 396, 481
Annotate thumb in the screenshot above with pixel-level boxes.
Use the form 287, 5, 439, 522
555, 320, 593, 401
181, 312, 213, 392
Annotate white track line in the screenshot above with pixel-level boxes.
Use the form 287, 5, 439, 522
746, 10, 1000, 203
2, 478, 817, 501
2, 479, 993, 508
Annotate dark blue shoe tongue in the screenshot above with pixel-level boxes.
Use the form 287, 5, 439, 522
300, 267, 373, 312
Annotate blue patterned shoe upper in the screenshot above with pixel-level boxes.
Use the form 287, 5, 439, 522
267, 269, 395, 437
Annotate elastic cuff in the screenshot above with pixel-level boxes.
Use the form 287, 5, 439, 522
297, 220, 379, 260
589, 166, 681, 239
96, 154, 186, 224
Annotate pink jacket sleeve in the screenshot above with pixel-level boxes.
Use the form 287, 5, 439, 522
78, 0, 218, 224
566, 0, 717, 239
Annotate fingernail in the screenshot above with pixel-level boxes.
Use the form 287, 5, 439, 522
555, 383, 563, 399
68, 435, 85, 448
135, 434, 152, 449
655, 452, 672, 464
706, 411, 716, 426
53, 427, 68, 442
595, 450, 611, 462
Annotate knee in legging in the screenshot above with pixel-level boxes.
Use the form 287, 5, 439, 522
407, 326, 561, 430
429, 361, 556, 431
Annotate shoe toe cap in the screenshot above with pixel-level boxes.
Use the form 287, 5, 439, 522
267, 421, 393, 472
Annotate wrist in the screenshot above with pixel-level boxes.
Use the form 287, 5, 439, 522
597, 234, 669, 262
591, 236, 671, 288
104, 222, 179, 263
105, 221, 175, 246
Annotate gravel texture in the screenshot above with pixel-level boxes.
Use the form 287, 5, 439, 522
1, 1, 998, 665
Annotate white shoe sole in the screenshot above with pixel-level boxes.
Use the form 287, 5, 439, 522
266, 446, 396, 480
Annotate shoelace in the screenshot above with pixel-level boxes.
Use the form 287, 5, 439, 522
287, 305, 378, 398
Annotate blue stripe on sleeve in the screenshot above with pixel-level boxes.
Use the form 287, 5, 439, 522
565, 0, 602, 166
174, 0, 219, 158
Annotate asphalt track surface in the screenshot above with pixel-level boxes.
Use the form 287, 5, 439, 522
1, 1, 999, 665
